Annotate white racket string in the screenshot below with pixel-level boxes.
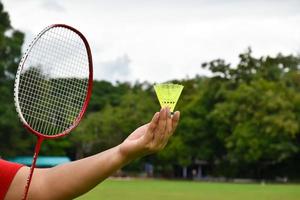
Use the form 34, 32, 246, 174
17, 26, 90, 136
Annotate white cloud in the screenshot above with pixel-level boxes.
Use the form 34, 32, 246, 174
2, 0, 300, 83
41, 0, 65, 12
95, 54, 131, 82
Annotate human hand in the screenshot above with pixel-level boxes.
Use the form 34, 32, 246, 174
118, 108, 180, 162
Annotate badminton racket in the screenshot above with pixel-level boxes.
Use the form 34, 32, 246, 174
14, 24, 93, 200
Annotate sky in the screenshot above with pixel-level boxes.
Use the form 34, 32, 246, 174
1, 0, 300, 83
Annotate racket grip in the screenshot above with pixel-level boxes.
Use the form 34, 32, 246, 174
22, 137, 43, 200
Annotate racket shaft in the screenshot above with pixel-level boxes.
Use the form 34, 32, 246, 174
22, 137, 43, 200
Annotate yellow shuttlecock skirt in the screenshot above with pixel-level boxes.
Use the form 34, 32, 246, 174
154, 83, 184, 112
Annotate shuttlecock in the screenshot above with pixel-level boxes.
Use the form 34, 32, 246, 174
154, 83, 184, 112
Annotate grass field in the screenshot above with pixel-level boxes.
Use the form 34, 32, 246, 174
76, 179, 300, 200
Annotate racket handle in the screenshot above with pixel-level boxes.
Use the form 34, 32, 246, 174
22, 137, 43, 200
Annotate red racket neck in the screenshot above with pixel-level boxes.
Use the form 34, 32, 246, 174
22, 137, 44, 200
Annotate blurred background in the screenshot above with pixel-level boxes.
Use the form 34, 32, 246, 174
0, 0, 300, 199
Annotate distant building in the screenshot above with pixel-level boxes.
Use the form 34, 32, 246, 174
9, 156, 71, 167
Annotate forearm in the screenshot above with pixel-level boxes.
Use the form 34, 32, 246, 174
42, 145, 129, 200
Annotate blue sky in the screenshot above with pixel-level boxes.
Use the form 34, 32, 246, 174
2, 0, 300, 83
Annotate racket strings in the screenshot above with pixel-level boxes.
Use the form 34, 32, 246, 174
17, 27, 89, 135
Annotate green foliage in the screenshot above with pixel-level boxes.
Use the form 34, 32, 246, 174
0, 2, 24, 81
0, 2, 29, 158
211, 80, 299, 164
201, 49, 300, 178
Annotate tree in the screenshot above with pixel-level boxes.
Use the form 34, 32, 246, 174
0, 2, 24, 81
0, 2, 27, 158
205, 50, 300, 178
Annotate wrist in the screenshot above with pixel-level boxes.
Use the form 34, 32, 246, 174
116, 144, 135, 166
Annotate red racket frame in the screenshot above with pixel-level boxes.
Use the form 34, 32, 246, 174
15, 24, 93, 200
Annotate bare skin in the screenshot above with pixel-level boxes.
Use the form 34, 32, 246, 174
5, 108, 180, 200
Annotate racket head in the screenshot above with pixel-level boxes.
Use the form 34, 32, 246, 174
14, 24, 93, 139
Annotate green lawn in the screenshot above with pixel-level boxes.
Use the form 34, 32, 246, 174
76, 179, 300, 200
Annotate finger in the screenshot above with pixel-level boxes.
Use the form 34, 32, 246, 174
166, 108, 173, 136
171, 111, 180, 134
160, 107, 172, 144
159, 108, 168, 135
158, 108, 173, 149
149, 112, 160, 132
154, 108, 167, 143
144, 112, 159, 142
